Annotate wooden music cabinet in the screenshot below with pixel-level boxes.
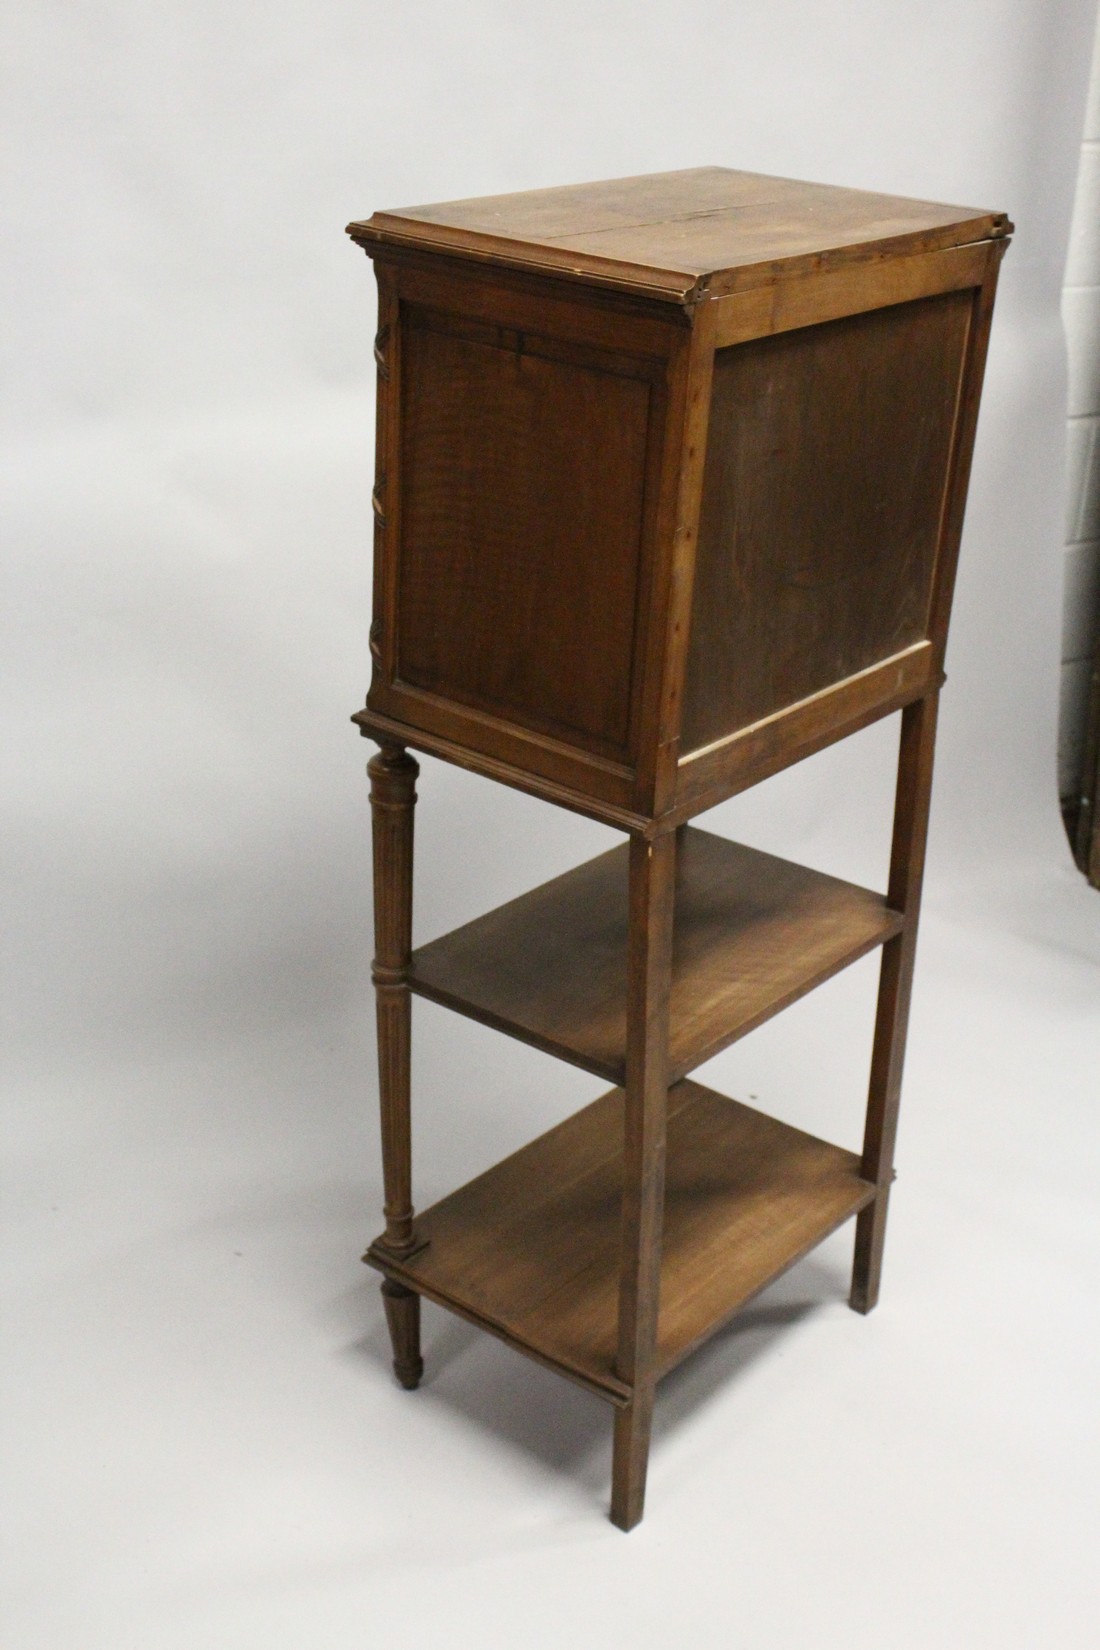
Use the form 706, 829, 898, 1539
346, 168, 1011, 1529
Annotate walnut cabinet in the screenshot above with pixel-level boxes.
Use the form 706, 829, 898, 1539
346, 168, 1011, 1529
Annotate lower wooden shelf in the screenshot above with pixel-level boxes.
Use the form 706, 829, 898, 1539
366, 1079, 875, 1406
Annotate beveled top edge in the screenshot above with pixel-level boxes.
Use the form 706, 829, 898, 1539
347, 167, 1011, 302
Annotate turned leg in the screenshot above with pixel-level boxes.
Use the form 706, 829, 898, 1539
368, 739, 423, 1384
851, 693, 939, 1314
611, 831, 676, 1531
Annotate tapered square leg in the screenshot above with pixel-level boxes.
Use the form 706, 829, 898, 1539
850, 1187, 891, 1315
611, 1388, 656, 1531
610, 832, 676, 1530
851, 694, 938, 1314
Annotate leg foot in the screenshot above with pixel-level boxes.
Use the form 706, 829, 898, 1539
850, 1190, 890, 1315
610, 1391, 654, 1531
381, 1279, 423, 1389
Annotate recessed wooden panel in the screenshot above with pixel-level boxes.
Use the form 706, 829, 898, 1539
368, 1080, 874, 1401
395, 306, 656, 761
681, 290, 973, 754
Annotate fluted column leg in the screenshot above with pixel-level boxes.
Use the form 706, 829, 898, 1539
368, 739, 423, 1388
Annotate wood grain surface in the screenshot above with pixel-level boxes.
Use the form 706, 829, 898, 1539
681, 290, 973, 752
350, 167, 1009, 302
396, 306, 654, 760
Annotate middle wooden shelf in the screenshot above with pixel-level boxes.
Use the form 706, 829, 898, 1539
409, 826, 903, 1084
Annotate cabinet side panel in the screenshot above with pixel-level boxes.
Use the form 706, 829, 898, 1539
681, 290, 972, 753
395, 307, 654, 761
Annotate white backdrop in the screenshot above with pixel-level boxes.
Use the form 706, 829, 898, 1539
4, 6, 1099, 1648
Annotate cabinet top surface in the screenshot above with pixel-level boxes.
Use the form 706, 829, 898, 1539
348, 166, 1011, 300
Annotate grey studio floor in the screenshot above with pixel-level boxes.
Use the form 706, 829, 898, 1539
5, 743, 1098, 1649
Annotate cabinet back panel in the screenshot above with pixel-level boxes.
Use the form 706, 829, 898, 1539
396, 307, 657, 762
681, 290, 972, 753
